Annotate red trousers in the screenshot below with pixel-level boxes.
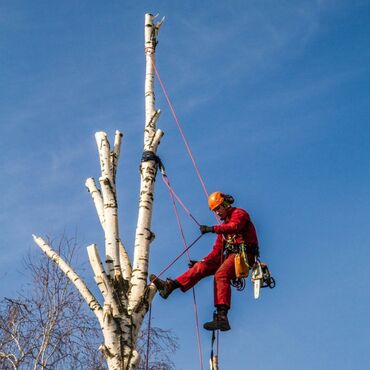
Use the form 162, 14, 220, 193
176, 253, 236, 308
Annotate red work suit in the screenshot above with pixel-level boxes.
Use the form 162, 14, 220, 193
176, 207, 258, 308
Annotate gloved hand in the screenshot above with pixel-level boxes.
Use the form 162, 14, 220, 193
200, 225, 214, 234
188, 260, 198, 268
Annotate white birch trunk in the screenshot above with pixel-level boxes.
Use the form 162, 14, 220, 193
128, 13, 164, 314
33, 13, 164, 370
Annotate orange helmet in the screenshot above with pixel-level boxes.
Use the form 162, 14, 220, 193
208, 192, 225, 211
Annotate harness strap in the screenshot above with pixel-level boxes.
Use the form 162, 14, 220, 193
224, 243, 259, 256
141, 150, 166, 174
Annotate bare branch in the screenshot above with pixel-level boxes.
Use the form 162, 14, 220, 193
111, 130, 123, 183
85, 177, 105, 227
95, 132, 112, 182
85, 178, 132, 280
99, 175, 121, 279
32, 235, 103, 326
87, 244, 118, 309
0, 241, 107, 369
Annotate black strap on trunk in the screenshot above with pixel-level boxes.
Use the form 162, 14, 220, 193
141, 150, 165, 174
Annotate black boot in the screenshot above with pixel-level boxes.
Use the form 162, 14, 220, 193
203, 306, 231, 332
149, 274, 179, 299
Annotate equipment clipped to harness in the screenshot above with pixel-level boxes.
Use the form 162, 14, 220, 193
230, 278, 246, 291
261, 263, 276, 289
252, 260, 276, 299
234, 245, 250, 279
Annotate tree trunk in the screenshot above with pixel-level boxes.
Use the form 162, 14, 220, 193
33, 13, 164, 370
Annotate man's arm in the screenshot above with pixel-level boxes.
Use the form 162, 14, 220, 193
213, 208, 250, 234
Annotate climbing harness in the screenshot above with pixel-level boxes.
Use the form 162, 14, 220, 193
230, 278, 246, 291
223, 242, 251, 291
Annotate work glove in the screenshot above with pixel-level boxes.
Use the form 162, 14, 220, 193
188, 260, 198, 268
200, 225, 214, 234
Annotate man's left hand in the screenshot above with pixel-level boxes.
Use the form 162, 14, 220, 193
200, 225, 214, 234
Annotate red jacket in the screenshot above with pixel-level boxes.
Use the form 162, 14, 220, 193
204, 207, 258, 262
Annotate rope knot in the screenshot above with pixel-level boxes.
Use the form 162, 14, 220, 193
141, 151, 166, 175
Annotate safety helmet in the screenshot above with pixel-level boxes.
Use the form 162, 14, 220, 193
208, 192, 225, 211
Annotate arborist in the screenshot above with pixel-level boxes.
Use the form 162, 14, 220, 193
150, 191, 259, 331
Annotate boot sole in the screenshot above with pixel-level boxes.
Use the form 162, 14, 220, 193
203, 323, 231, 331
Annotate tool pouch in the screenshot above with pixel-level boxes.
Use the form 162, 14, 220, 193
235, 250, 249, 278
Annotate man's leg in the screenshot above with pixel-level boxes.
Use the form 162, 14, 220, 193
150, 259, 219, 299
176, 259, 218, 292
204, 254, 236, 331
213, 253, 237, 307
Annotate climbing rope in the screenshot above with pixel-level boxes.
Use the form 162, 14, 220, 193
164, 172, 204, 370
143, 150, 205, 370
151, 56, 209, 199
145, 170, 204, 370
142, 151, 200, 226
155, 234, 203, 280
147, 58, 226, 369
161, 173, 200, 226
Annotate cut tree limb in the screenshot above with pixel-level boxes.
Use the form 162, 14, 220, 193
32, 235, 103, 326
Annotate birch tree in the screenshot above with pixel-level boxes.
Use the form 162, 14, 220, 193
32, 14, 166, 370
0, 237, 177, 370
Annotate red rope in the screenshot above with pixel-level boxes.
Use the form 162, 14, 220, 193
151, 58, 224, 370
155, 234, 203, 279
151, 58, 209, 200
161, 174, 200, 226
164, 173, 204, 370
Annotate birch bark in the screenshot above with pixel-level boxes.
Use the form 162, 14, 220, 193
33, 13, 165, 370
128, 13, 164, 313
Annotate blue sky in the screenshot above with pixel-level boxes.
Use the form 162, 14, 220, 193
1, 1, 369, 369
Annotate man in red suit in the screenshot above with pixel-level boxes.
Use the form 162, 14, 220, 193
150, 192, 259, 331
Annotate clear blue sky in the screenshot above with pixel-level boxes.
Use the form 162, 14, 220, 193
1, 1, 369, 369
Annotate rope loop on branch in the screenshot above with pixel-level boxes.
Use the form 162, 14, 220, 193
141, 151, 166, 175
